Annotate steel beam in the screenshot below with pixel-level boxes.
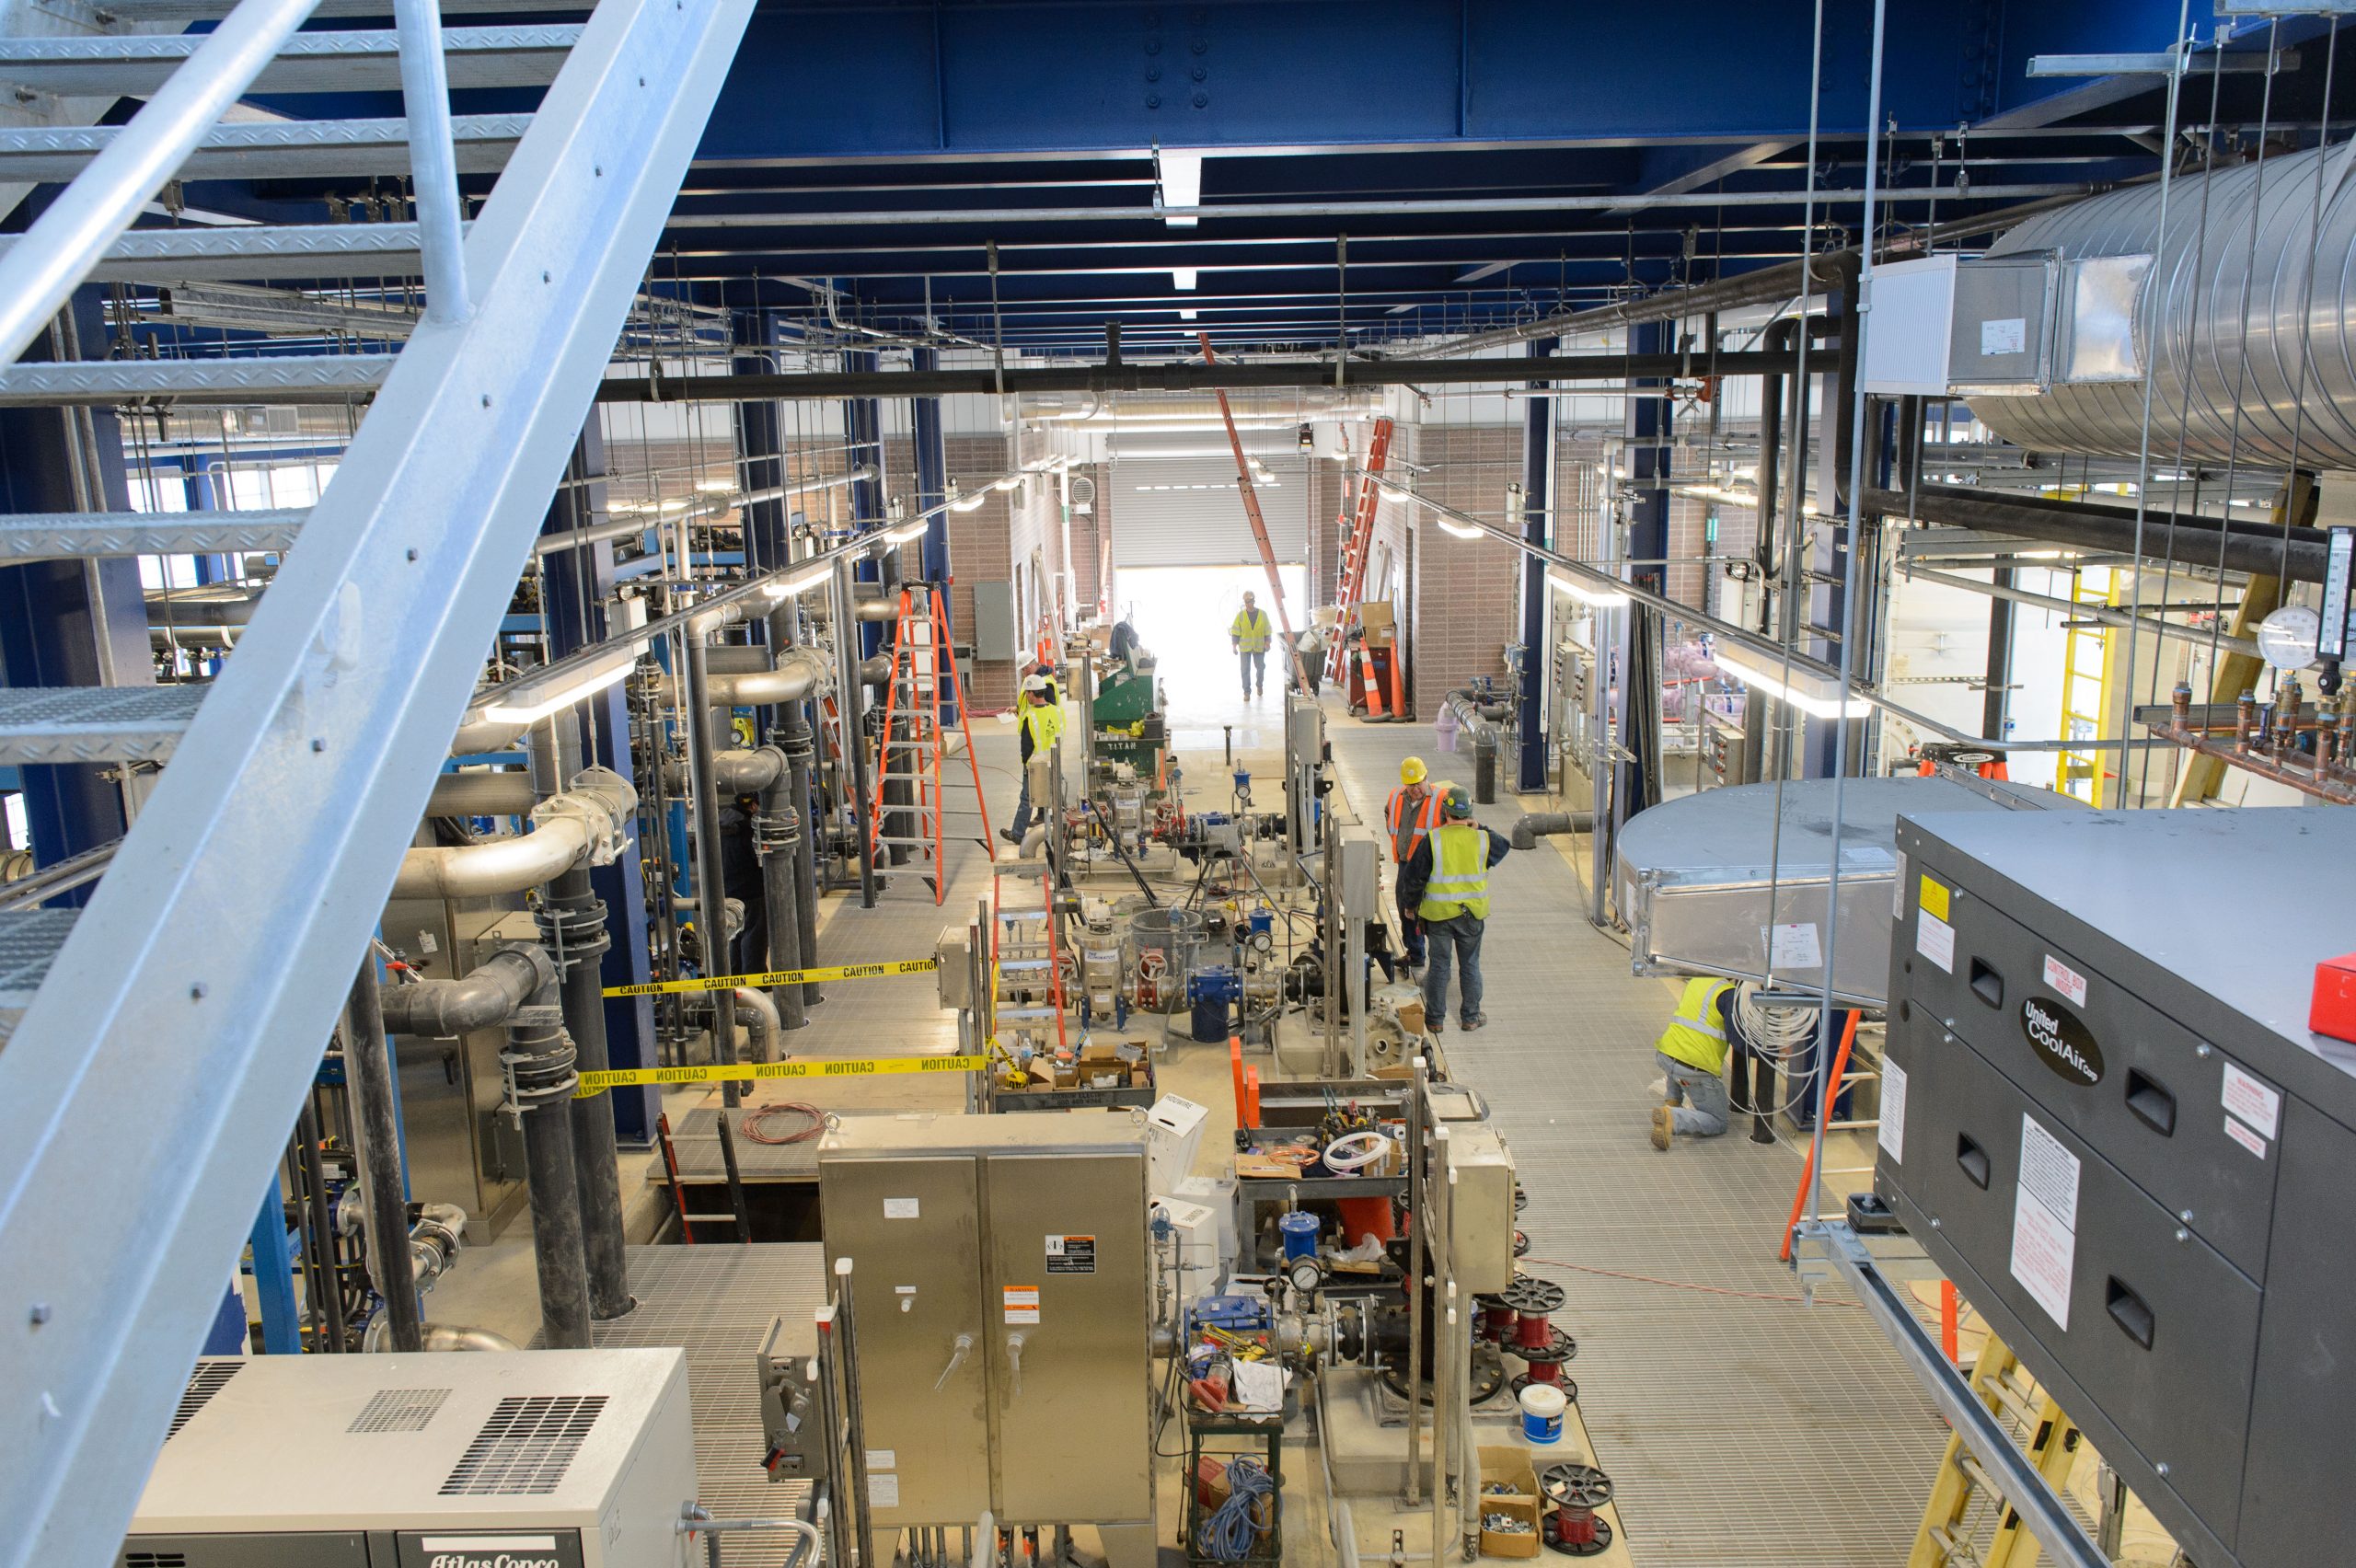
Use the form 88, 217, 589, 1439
0, 221, 446, 285
0, 684, 203, 764
0, 0, 754, 1560
600, 349, 1794, 402
0, 353, 394, 406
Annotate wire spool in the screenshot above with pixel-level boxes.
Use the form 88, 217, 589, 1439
740, 1102, 825, 1145
1539, 1463, 1614, 1556
1514, 1326, 1578, 1367
1509, 1370, 1579, 1403
1321, 1130, 1392, 1172
1504, 1275, 1565, 1350
1474, 1293, 1518, 1343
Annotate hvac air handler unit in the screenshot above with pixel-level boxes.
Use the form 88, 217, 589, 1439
118, 1349, 699, 1567
819, 1112, 1154, 1568
1878, 807, 2356, 1568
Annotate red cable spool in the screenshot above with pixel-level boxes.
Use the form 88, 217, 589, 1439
1538, 1463, 1614, 1557
1504, 1274, 1565, 1350
1474, 1294, 1517, 1343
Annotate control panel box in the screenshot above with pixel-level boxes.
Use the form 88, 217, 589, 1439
1880, 808, 2356, 1568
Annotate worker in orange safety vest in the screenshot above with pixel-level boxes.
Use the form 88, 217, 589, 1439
1385, 755, 1448, 972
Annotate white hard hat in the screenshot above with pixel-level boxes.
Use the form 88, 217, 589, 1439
1022, 674, 1049, 694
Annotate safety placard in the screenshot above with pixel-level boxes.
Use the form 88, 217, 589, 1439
604, 957, 938, 997
1918, 874, 1951, 923
2222, 1061, 2281, 1139
1916, 910, 1956, 973
2041, 953, 2088, 1007
1877, 1059, 1908, 1164
572, 1054, 986, 1098
2010, 1113, 2080, 1331
1761, 922, 1822, 971
1002, 1286, 1040, 1325
1045, 1235, 1096, 1275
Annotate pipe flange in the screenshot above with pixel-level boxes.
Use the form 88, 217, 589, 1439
535, 897, 612, 969
753, 806, 802, 854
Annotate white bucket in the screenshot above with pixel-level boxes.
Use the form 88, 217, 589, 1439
1518, 1381, 1566, 1444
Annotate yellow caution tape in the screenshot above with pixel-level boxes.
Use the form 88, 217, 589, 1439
602, 957, 939, 998
572, 1054, 987, 1099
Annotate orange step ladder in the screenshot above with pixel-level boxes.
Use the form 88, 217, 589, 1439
1326, 415, 1394, 685
867, 584, 995, 904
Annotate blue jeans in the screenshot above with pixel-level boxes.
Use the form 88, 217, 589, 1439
1657, 1050, 1731, 1137
1239, 647, 1266, 695
1011, 772, 1034, 838
1421, 912, 1484, 1024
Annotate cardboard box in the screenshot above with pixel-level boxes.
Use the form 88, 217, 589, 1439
1477, 1446, 1542, 1558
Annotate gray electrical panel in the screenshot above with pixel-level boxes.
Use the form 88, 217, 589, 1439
971, 581, 1017, 663
1878, 808, 2356, 1568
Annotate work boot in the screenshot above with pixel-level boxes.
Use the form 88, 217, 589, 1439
999, 827, 1020, 845
1460, 1013, 1485, 1032
1650, 1106, 1674, 1152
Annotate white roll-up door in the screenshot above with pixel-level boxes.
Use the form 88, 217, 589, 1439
1108, 457, 1309, 567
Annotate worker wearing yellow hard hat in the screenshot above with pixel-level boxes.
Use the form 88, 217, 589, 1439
1384, 755, 1447, 973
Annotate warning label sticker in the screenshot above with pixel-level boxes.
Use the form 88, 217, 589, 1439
1877, 1058, 1908, 1165
2041, 953, 2088, 1008
1002, 1286, 1040, 1325
2223, 1115, 2269, 1159
1045, 1234, 1097, 1275
2222, 1061, 2281, 1140
2010, 1113, 2081, 1331
1916, 911, 1957, 974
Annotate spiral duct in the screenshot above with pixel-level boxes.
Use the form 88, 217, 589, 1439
1976, 144, 2356, 468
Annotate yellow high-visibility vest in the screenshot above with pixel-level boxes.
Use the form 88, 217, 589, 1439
1656, 976, 1737, 1076
1416, 824, 1492, 922
1021, 700, 1062, 753
1230, 608, 1273, 651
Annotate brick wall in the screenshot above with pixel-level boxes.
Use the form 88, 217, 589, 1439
1403, 423, 1525, 717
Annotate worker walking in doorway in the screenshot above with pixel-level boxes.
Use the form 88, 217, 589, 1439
1399, 787, 1509, 1032
1001, 673, 1064, 846
1651, 975, 1739, 1148
1384, 756, 1447, 972
1230, 591, 1273, 699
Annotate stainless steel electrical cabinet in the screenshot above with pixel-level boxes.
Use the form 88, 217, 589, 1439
818, 1113, 1153, 1560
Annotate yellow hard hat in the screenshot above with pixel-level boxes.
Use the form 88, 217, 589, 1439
1400, 756, 1427, 785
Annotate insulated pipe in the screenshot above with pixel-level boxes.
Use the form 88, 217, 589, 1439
378, 945, 548, 1038
510, 961, 593, 1349
1508, 811, 1594, 850
426, 769, 536, 818
1981, 144, 2356, 467
343, 956, 421, 1353
449, 716, 528, 756
391, 767, 636, 900
651, 645, 831, 709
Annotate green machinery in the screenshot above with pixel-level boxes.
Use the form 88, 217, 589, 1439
1091, 650, 1167, 776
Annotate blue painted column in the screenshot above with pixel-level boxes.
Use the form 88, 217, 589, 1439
1617, 320, 1674, 819
911, 346, 954, 722
843, 350, 885, 658
247, 1180, 300, 1353
538, 421, 660, 1147
0, 289, 148, 882
1516, 337, 1554, 792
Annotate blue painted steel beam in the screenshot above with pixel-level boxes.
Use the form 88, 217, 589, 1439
245, 1179, 300, 1354
1620, 320, 1673, 820
1517, 338, 1552, 794
696, 1, 2189, 160
910, 344, 954, 721
537, 421, 661, 1147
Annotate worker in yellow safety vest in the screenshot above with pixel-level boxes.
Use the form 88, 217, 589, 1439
1399, 787, 1510, 1032
1384, 756, 1449, 971
1001, 674, 1064, 845
1230, 591, 1274, 699
1651, 975, 1738, 1148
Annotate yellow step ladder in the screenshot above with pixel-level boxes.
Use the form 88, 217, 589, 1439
1910, 1332, 2081, 1568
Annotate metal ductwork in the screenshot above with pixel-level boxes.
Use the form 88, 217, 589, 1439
1977, 145, 2356, 468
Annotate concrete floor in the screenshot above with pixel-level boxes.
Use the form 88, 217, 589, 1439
424, 683, 1972, 1566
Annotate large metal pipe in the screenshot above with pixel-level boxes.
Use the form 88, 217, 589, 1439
1979, 145, 2356, 467
509, 959, 593, 1349
529, 720, 632, 1324
1871, 483, 2332, 584
731, 986, 780, 1062
391, 767, 636, 900
1508, 811, 1594, 850
681, 632, 743, 1093
342, 957, 421, 1354
426, 769, 537, 818
378, 945, 547, 1038
780, 692, 825, 1010
756, 752, 809, 1030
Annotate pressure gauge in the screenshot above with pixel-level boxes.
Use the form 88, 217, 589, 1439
1286, 1253, 1323, 1295
2256, 605, 2322, 672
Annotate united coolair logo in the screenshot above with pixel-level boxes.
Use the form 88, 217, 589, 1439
2020, 994, 2104, 1087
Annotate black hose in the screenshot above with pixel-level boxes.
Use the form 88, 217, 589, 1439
1086, 799, 1161, 907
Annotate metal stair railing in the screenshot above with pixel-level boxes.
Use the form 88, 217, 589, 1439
0, 1, 757, 1563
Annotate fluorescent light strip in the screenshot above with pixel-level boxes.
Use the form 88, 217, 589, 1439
1435, 517, 1484, 540
479, 641, 647, 724
1159, 150, 1203, 227
1544, 568, 1631, 607
1713, 643, 1874, 721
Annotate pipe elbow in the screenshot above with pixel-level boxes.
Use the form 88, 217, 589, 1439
1509, 811, 1591, 850
378, 946, 554, 1036
732, 986, 781, 1063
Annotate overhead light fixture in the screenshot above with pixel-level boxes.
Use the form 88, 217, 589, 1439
1180, 308, 1198, 321
950, 491, 987, 512
880, 519, 928, 545
992, 474, 1023, 492
1545, 568, 1631, 607
1714, 643, 1874, 721
1435, 517, 1485, 540
762, 562, 836, 600
479, 640, 647, 724
1159, 149, 1203, 227
1172, 267, 1198, 291
693, 479, 735, 493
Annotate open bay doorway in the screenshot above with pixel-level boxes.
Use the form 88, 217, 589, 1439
1114, 562, 1309, 753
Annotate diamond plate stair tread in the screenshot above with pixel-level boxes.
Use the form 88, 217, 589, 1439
0, 355, 394, 407
0, 684, 205, 764
1322, 719, 1948, 1568
0, 25, 579, 97
0, 115, 530, 182
552, 1244, 827, 1565
0, 508, 306, 558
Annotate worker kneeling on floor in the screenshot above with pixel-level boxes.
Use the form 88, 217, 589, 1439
1652, 975, 1738, 1148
